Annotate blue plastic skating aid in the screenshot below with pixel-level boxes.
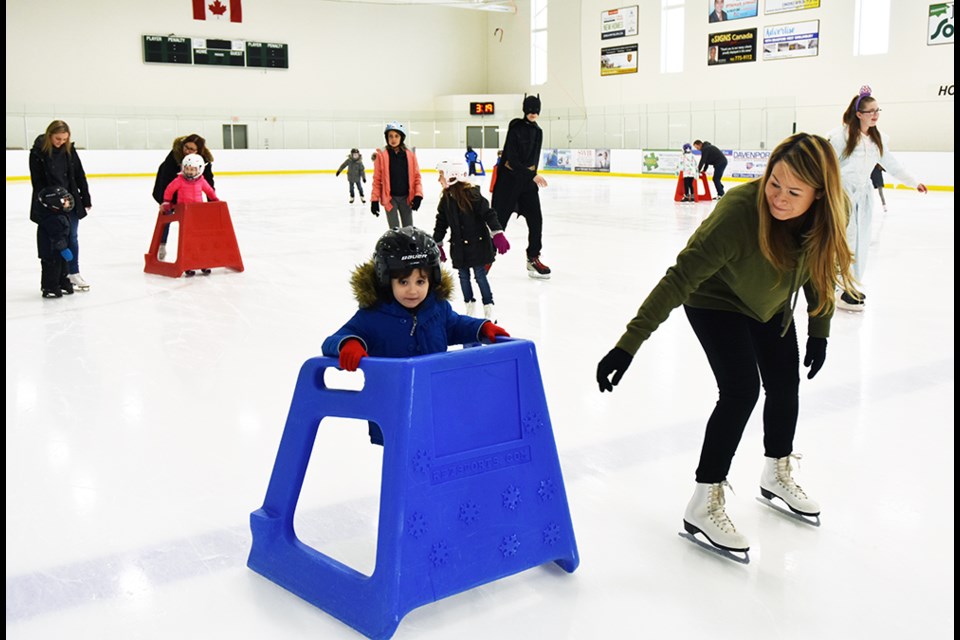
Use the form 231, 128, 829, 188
247, 338, 579, 640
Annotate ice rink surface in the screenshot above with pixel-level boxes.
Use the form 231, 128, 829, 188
6, 170, 954, 639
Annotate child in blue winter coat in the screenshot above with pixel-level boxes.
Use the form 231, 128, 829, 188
322, 226, 510, 444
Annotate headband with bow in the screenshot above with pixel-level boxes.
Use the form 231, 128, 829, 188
855, 85, 872, 111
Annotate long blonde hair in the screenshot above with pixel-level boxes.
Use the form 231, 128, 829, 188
41, 120, 72, 156
758, 133, 856, 316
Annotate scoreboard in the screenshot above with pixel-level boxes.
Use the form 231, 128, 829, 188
246, 41, 289, 68
143, 36, 192, 64
142, 35, 288, 69
193, 39, 245, 66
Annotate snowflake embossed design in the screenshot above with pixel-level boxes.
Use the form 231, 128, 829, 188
538, 478, 556, 501
407, 512, 427, 538
429, 541, 449, 567
411, 449, 430, 474
542, 523, 561, 545
499, 534, 520, 557
522, 412, 544, 434
502, 485, 522, 510
458, 501, 480, 526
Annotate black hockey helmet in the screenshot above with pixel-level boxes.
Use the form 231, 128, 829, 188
37, 186, 75, 212
522, 94, 541, 115
373, 226, 441, 288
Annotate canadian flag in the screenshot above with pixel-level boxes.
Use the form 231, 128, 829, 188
193, 0, 242, 23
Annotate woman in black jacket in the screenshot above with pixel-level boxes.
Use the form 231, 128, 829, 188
29, 120, 93, 291
694, 139, 729, 198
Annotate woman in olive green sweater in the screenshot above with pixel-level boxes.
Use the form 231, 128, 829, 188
597, 133, 856, 556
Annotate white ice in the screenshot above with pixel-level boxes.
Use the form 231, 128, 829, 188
5, 171, 954, 639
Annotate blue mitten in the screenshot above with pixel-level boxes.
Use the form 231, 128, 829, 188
60, 248, 74, 261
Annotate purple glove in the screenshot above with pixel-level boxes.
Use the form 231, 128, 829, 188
439, 244, 447, 262
492, 233, 510, 255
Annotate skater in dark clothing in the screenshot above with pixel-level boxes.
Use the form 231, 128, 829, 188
32, 186, 77, 298
336, 148, 367, 204
491, 95, 552, 279
465, 146, 479, 176
432, 160, 510, 320
870, 164, 887, 211
29, 120, 93, 292
597, 133, 857, 556
694, 139, 728, 198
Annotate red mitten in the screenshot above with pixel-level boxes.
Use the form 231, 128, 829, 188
161, 202, 172, 214
439, 244, 447, 262
339, 339, 368, 371
480, 322, 510, 343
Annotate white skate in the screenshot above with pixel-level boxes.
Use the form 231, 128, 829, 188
679, 481, 750, 564
757, 454, 821, 526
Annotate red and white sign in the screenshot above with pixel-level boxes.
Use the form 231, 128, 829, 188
193, 0, 243, 23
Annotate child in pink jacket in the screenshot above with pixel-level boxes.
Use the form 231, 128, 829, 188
370, 121, 423, 229
161, 153, 218, 276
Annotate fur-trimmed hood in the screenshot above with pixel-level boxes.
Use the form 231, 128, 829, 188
350, 260, 455, 309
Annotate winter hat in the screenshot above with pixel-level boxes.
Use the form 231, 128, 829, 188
522, 94, 541, 115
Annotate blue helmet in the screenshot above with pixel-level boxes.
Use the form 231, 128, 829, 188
384, 121, 407, 144
682, 143, 693, 153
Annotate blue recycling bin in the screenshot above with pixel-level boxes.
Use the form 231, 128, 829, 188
247, 338, 579, 639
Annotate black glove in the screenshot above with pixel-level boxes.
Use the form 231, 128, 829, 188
370, 201, 380, 217
411, 196, 422, 211
336, 170, 342, 177
597, 347, 633, 392
803, 337, 827, 379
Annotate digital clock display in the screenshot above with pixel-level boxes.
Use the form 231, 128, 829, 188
470, 101, 495, 115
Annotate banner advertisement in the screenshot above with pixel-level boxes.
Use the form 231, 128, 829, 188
728, 149, 770, 179
601, 6, 639, 40
928, 3, 955, 45
639, 148, 764, 178
601, 44, 639, 75
709, 0, 759, 23
765, 0, 820, 14
542, 149, 612, 173
640, 150, 683, 175
762, 20, 819, 60
708, 28, 758, 65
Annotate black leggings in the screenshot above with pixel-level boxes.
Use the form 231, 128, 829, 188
492, 169, 543, 259
684, 305, 800, 483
